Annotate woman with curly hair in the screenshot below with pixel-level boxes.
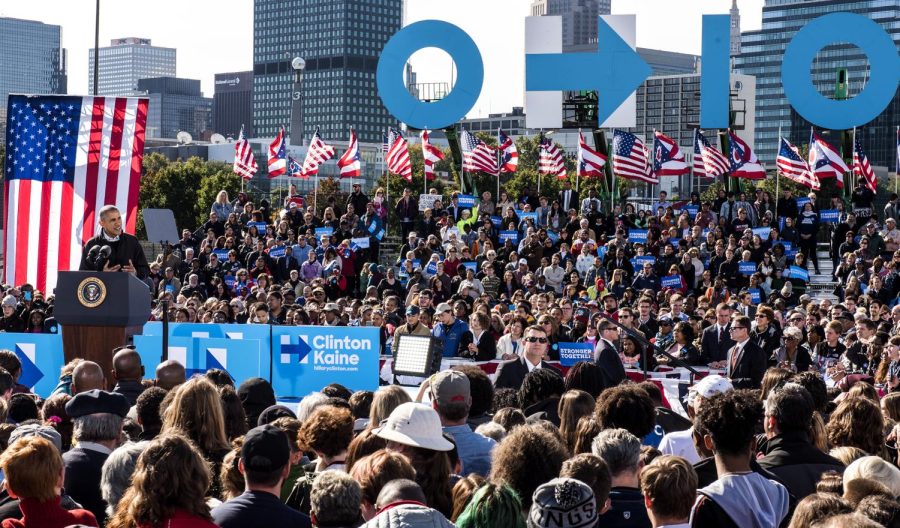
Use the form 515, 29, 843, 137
826, 396, 885, 458
107, 434, 216, 528
297, 405, 354, 472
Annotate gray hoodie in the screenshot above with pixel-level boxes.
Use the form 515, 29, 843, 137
362, 503, 456, 528
694, 472, 789, 528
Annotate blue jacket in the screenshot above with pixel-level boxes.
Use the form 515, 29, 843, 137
443, 424, 496, 477
432, 318, 470, 358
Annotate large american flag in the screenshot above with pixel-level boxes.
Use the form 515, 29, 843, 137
777, 137, 819, 190
421, 130, 445, 181
337, 128, 361, 179
693, 130, 729, 178
3, 95, 148, 291
300, 128, 335, 177
461, 130, 499, 175
386, 128, 412, 181
233, 125, 257, 180
539, 136, 567, 179
612, 129, 656, 183
853, 136, 877, 192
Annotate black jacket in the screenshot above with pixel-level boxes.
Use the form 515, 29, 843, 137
63, 446, 109, 526
493, 357, 561, 390
700, 323, 734, 364
595, 339, 627, 390
727, 340, 767, 389
80, 232, 150, 279
598, 487, 651, 528
757, 431, 844, 500
112, 379, 146, 407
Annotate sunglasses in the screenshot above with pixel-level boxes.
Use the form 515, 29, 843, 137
730, 327, 747, 331
524, 336, 549, 343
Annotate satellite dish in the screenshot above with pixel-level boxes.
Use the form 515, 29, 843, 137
292, 57, 306, 71
210, 133, 226, 144
176, 131, 193, 145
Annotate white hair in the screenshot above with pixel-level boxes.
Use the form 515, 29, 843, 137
845, 456, 900, 497
296, 391, 330, 423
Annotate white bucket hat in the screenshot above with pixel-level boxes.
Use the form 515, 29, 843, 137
372, 402, 454, 452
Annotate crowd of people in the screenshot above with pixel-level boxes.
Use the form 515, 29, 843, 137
0, 177, 898, 526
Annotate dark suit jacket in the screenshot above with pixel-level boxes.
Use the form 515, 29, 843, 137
700, 324, 735, 364
595, 340, 627, 390
494, 357, 562, 390
727, 340, 767, 389
63, 446, 110, 526
559, 189, 580, 213
80, 232, 150, 278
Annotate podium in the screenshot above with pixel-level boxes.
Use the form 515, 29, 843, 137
55, 271, 152, 387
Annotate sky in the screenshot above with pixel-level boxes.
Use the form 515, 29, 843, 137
2, 0, 764, 119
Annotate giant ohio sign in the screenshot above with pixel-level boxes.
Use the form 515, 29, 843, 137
376, 13, 900, 131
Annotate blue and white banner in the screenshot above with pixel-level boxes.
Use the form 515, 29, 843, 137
491, 216, 503, 227
519, 211, 538, 225
213, 249, 230, 261
272, 326, 379, 398
631, 256, 656, 269
462, 262, 477, 274
661, 275, 683, 289
796, 197, 811, 210
0, 334, 64, 397
669, 238, 682, 247
425, 262, 438, 275
629, 229, 648, 243
739, 262, 756, 275
752, 227, 771, 241
558, 342, 595, 367
269, 246, 286, 259
351, 237, 370, 249
375, 228, 385, 241
547, 230, 559, 243
248, 221, 267, 235
142, 322, 272, 377
782, 241, 797, 259
786, 265, 810, 282
457, 194, 476, 208
315, 227, 334, 238
499, 231, 519, 244
749, 288, 762, 304
819, 209, 840, 223
134, 335, 262, 384
682, 205, 699, 218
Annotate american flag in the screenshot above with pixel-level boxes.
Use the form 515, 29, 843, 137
498, 129, 518, 173
337, 128, 361, 178
421, 130, 445, 181
233, 125, 257, 180
653, 131, 689, 176
386, 128, 412, 181
612, 129, 656, 183
461, 129, 499, 176
3, 95, 148, 291
382, 132, 390, 155
728, 130, 766, 179
853, 136, 877, 192
809, 131, 849, 188
539, 136, 567, 179
287, 156, 305, 179
577, 130, 606, 177
777, 137, 819, 190
267, 126, 287, 178
693, 130, 729, 178
300, 128, 335, 178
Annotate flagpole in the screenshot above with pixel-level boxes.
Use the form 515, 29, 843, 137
386, 128, 391, 234
896, 125, 899, 195
459, 129, 466, 195
423, 129, 428, 198
852, 126, 857, 193
690, 128, 696, 197
576, 129, 581, 195
496, 128, 501, 201
776, 125, 781, 215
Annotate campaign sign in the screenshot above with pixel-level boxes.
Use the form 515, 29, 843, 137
248, 221, 267, 235
0, 334, 64, 397
682, 205, 699, 218
375, 229, 385, 241
749, 288, 762, 304
412, 259, 422, 270
661, 275, 683, 289
796, 197, 811, 210
457, 194, 476, 208
782, 241, 797, 259
315, 227, 334, 239
519, 212, 538, 224
558, 342, 595, 367
669, 238, 682, 247
272, 326, 380, 398
491, 216, 503, 227
820, 209, 840, 223
213, 249, 229, 261
752, 227, 771, 241
787, 265, 810, 282
141, 322, 272, 377
134, 336, 262, 383
351, 237, 370, 249
547, 230, 559, 243
739, 262, 756, 275
269, 246, 286, 259
633, 255, 656, 268
462, 262, 477, 274
629, 229, 648, 243
425, 262, 438, 275
418, 194, 442, 211
779, 217, 786, 232
499, 231, 519, 244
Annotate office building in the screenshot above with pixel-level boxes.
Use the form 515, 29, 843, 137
735, 0, 900, 168
530, 0, 613, 49
252, 0, 402, 144
213, 71, 253, 139
730, 0, 741, 57
0, 17, 67, 134
136, 77, 212, 140
89, 38, 176, 96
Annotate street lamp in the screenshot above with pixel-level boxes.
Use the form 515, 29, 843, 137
289, 57, 305, 146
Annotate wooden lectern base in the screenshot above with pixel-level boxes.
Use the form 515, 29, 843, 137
61, 325, 143, 390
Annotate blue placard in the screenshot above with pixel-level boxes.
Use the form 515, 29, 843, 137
133, 336, 262, 383
819, 209, 840, 223
141, 322, 272, 378
558, 342, 595, 367
462, 262, 477, 274
782, 241, 796, 259
458, 194, 476, 208
351, 237, 370, 249
749, 288, 762, 304
669, 238, 682, 247
426, 262, 438, 275
0, 334, 65, 397
628, 229, 648, 243
779, 217, 786, 232
248, 221, 267, 235
315, 227, 334, 238
739, 262, 756, 275
661, 275, 683, 289
272, 326, 380, 398
683, 205, 699, 217
269, 246, 286, 259
519, 212, 538, 224
224, 275, 235, 288
796, 197, 811, 210
499, 231, 519, 244
634, 255, 656, 267
598, 246, 608, 258
491, 216, 502, 227
213, 249, 229, 261
412, 259, 422, 270
787, 265, 810, 282
375, 228, 385, 241
752, 227, 771, 241
547, 230, 559, 243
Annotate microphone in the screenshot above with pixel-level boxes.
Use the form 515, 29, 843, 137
97, 245, 112, 271
86, 246, 101, 270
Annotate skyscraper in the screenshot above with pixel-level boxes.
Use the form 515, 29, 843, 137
730, 0, 741, 57
88, 38, 176, 96
529, 0, 613, 49
0, 17, 67, 132
136, 77, 212, 140
213, 72, 253, 139
252, 0, 402, 144
734, 0, 900, 168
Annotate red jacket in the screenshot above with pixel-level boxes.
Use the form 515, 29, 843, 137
140, 510, 219, 528
1, 496, 97, 528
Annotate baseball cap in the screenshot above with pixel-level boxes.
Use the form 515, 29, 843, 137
406, 305, 421, 316
528, 478, 597, 528
431, 370, 470, 406
9, 423, 63, 452
692, 374, 733, 399
372, 402, 454, 451
434, 303, 453, 315
573, 307, 590, 324
241, 424, 291, 473
324, 303, 341, 313
518, 258, 528, 266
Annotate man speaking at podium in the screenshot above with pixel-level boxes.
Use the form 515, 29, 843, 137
79, 205, 150, 279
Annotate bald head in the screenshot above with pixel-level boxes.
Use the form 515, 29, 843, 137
155, 360, 186, 391
72, 361, 106, 394
112, 348, 144, 381
375, 479, 425, 508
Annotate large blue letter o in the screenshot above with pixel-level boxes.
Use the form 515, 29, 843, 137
782, 12, 900, 130
377, 20, 483, 130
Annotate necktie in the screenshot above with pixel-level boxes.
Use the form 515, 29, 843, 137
731, 344, 742, 371
717, 326, 723, 343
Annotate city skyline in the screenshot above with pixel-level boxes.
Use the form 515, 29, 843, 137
1, 0, 763, 127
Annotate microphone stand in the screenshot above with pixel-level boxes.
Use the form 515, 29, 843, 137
598, 314, 701, 383
161, 299, 169, 361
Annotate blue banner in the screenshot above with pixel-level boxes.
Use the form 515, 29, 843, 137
142, 322, 272, 377
519, 212, 538, 225
547, 230, 559, 243
779, 217, 786, 232
752, 227, 771, 241
796, 197, 811, 210
213, 249, 230, 261
490, 216, 502, 227
269, 246, 286, 259
669, 238, 682, 247
749, 288, 761, 304
457, 194, 476, 208
375, 228, 385, 241
499, 231, 519, 244
0, 334, 64, 397
682, 205, 699, 218
787, 265, 810, 282
462, 262, 477, 274
632, 255, 656, 269
629, 229, 648, 243
782, 241, 796, 259
661, 275, 683, 289
351, 237, 370, 249
248, 221, 267, 235
558, 342, 595, 367
315, 227, 334, 238
819, 209, 840, 223
272, 326, 380, 398
134, 335, 262, 383
739, 262, 756, 275
425, 262, 438, 275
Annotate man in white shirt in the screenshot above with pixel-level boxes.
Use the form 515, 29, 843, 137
658, 375, 733, 464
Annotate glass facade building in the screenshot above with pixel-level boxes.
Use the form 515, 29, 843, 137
530, 0, 612, 49
252, 0, 402, 144
136, 77, 212, 140
734, 0, 900, 169
89, 38, 176, 96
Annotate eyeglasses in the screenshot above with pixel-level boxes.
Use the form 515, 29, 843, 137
785, 336, 799, 341
730, 327, 747, 331
524, 336, 549, 343
755, 314, 766, 319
